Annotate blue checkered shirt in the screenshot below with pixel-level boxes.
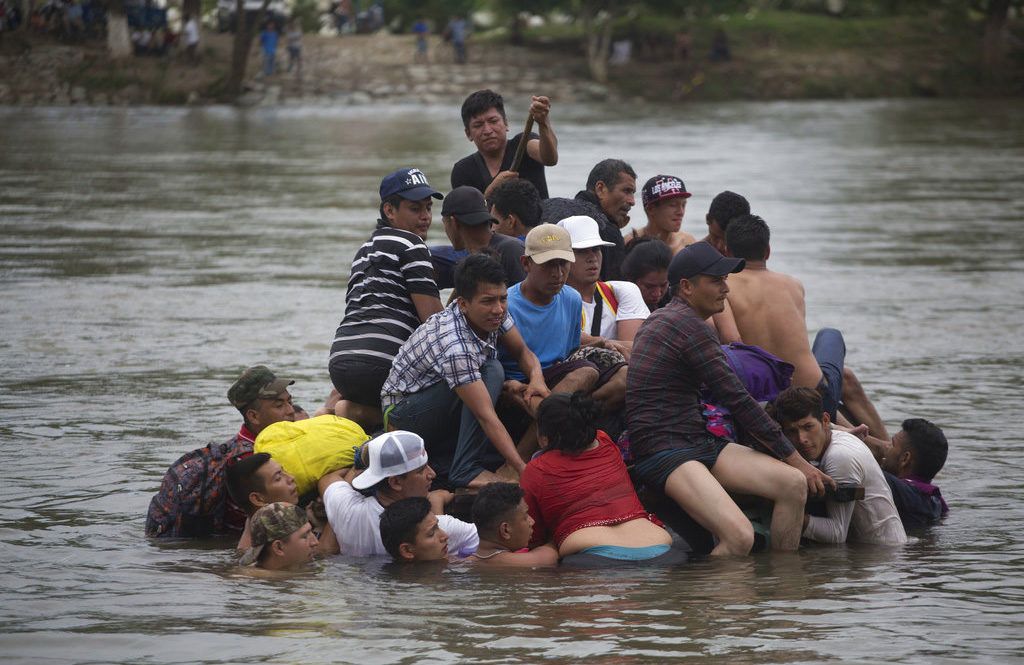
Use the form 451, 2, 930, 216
381, 303, 515, 409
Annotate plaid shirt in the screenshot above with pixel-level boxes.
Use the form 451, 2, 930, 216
626, 297, 795, 460
381, 303, 515, 410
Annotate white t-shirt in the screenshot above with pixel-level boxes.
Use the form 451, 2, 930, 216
804, 431, 908, 546
323, 481, 479, 557
580, 280, 649, 340
184, 18, 199, 46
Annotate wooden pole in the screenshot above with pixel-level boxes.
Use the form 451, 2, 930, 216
509, 115, 535, 173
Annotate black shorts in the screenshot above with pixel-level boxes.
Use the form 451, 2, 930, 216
632, 436, 731, 492
328, 357, 390, 409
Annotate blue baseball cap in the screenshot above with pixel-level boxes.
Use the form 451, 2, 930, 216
379, 168, 444, 202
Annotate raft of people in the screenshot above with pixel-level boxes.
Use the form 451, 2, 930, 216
146, 89, 950, 572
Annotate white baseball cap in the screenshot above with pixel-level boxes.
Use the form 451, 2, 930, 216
557, 215, 615, 250
352, 431, 429, 490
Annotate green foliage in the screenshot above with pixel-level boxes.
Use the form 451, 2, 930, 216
291, 0, 321, 32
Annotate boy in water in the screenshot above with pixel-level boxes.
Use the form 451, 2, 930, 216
380, 497, 450, 562
469, 483, 558, 566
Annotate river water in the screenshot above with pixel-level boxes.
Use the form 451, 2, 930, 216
1, 98, 1022, 664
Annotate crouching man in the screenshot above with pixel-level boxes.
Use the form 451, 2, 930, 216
382, 254, 550, 488
771, 387, 907, 546
238, 502, 319, 573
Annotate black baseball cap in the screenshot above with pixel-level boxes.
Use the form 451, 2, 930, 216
441, 186, 496, 226
668, 241, 745, 286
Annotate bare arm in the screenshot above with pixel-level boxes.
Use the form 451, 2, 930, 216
481, 543, 559, 567
711, 299, 742, 344
525, 96, 558, 166
782, 450, 835, 498
315, 522, 340, 556
411, 293, 444, 323
454, 380, 526, 473
615, 319, 643, 343
500, 326, 550, 414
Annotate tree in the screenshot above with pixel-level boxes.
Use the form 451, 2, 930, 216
982, 0, 1011, 70
226, 0, 273, 98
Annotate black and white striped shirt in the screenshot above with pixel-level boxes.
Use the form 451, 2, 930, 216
329, 224, 440, 367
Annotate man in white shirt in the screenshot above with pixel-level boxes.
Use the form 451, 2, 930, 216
557, 214, 647, 412
318, 431, 479, 557
770, 387, 907, 546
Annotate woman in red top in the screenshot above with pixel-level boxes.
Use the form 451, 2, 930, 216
520, 392, 688, 567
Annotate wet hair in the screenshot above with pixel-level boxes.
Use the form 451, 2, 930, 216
621, 237, 672, 281
725, 214, 770, 261
585, 159, 637, 193
461, 89, 506, 129
707, 191, 750, 229
379, 496, 432, 561
226, 453, 272, 514
471, 482, 523, 538
378, 193, 404, 227
489, 178, 542, 229
536, 391, 603, 454
901, 418, 948, 482
769, 386, 825, 426
454, 253, 507, 300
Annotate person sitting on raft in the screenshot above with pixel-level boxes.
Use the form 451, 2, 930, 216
519, 392, 688, 567
621, 237, 672, 312
469, 482, 558, 567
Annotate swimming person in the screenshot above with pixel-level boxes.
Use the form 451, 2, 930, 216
380, 497, 451, 562
469, 482, 558, 567
520, 392, 687, 567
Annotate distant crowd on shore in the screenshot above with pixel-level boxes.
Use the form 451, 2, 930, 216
146, 88, 950, 574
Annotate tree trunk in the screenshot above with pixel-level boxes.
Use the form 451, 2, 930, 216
226, 0, 271, 98
106, 0, 132, 59
579, 4, 613, 84
982, 0, 1010, 71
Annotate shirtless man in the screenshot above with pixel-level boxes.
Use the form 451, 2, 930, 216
724, 214, 888, 438
625, 174, 697, 254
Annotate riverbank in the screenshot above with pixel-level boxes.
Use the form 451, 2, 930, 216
0, 10, 1019, 107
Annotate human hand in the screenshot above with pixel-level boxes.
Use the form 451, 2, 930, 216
530, 96, 551, 126
502, 379, 530, 411
802, 464, 835, 498
605, 339, 631, 361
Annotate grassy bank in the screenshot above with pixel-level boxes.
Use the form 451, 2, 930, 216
522, 10, 1023, 101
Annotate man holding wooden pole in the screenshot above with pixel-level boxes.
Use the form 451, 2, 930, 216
451, 89, 558, 201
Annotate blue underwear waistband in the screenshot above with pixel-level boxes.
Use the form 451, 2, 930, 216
579, 544, 671, 561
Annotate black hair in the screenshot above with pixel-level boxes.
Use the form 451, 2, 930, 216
226, 453, 272, 514
489, 177, 542, 228
725, 214, 770, 261
471, 482, 523, 537
378, 194, 404, 227
461, 89, 506, 130
379, 496, 433, 561
901, 418, 948, 482
454, 253, 507, 300
621, 237, 672, 281
585, 159, 636, 193
536, 391, 603, 454
707, 190, 750, 229
769, 386, 825, 426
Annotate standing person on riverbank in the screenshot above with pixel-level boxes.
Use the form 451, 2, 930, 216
444, 14, 467, 64
627, 242, 834, 556
626, 174, 697, 254
412, 16, 429, 63
451, 89, 558, 200
724, 213, 889, 439
285, 19, 302, 77
328, 168, 444, 433
260, 21, 279, 77
183, 13, 199, 65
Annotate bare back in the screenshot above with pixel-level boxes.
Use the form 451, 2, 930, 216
726, 268, 823, 388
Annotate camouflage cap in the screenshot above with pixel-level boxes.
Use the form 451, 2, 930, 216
238, 502, 308, 566
228, 366, 295, 410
